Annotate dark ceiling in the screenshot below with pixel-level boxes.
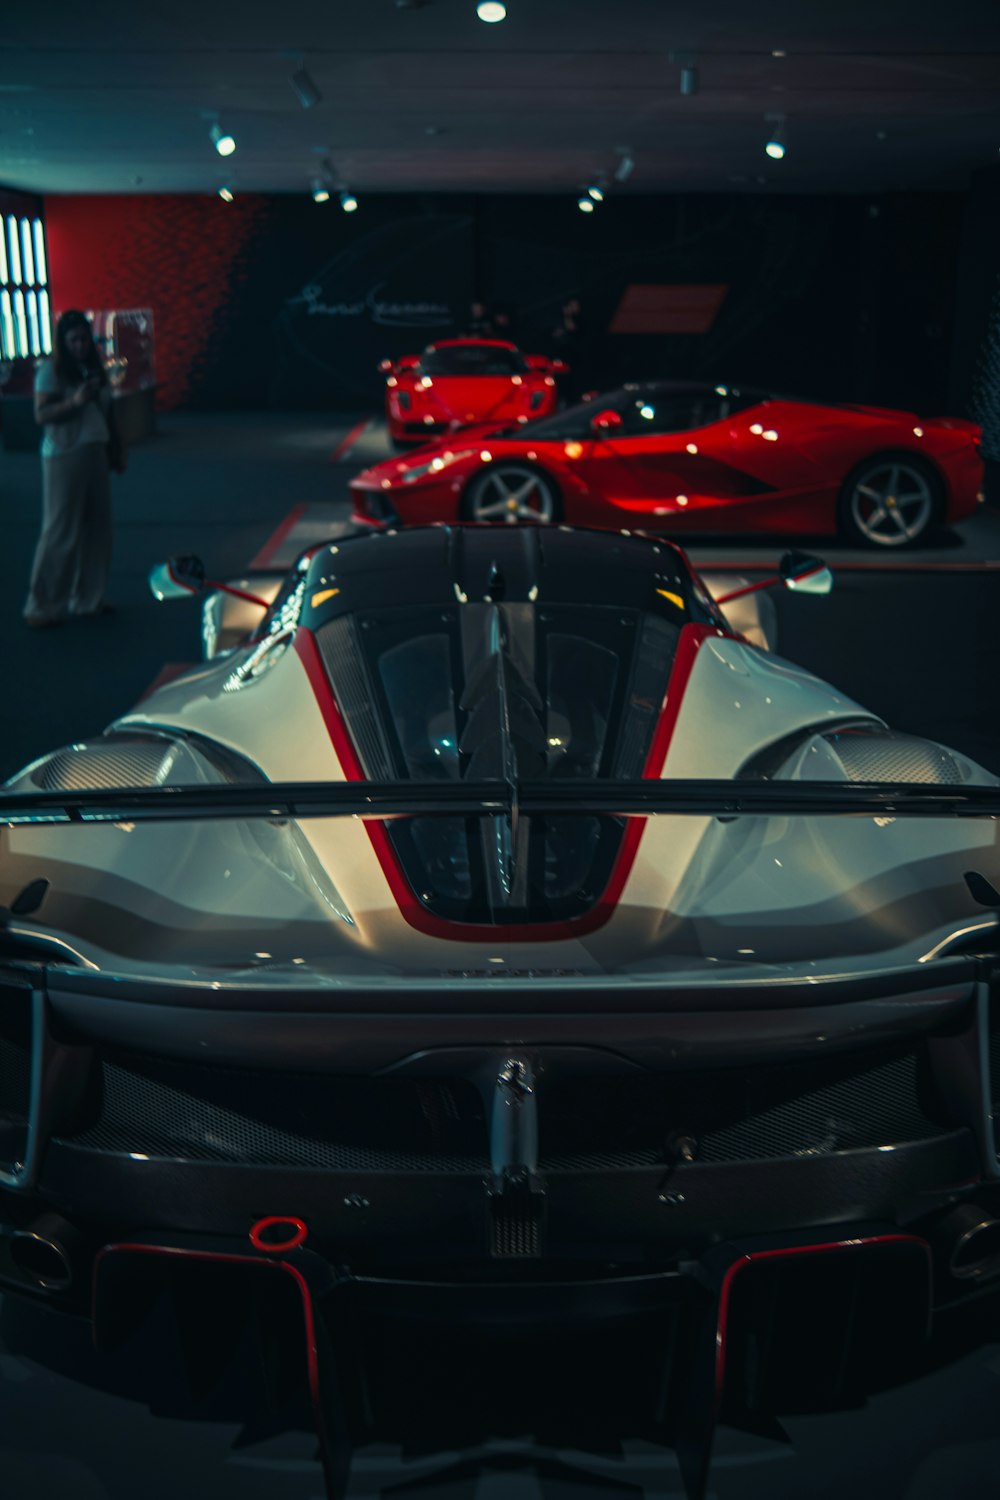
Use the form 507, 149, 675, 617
2, 0, 1000, 197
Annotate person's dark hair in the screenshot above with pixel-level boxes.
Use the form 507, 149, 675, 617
53, 309, 106, 386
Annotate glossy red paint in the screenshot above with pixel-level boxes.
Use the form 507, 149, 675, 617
294, 622, 716, 944
382, 338, 561, 445
712, 1232, 931, 1406
352, 385, 983, 541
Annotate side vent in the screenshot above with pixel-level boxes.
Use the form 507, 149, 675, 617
989, 990, 1000, 1165
0, 971, 36, 1186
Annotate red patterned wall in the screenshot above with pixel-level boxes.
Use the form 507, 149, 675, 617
45, 194, 267, 408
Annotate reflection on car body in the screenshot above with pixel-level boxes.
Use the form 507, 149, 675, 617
2, 523, 1000, 1499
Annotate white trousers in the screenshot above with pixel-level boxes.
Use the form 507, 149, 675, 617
24, 443, 112, 625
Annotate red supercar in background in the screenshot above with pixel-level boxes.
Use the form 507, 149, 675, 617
380, 338, 566, 448
353, 381, 983, 548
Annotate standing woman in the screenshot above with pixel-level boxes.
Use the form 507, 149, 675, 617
24, 309, 126, 628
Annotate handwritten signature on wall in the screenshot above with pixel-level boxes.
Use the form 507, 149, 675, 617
286, 280, 450, 328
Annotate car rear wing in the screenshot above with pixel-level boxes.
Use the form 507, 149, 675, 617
2, 778, 1000, 826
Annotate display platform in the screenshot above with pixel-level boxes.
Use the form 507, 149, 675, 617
3, 410, 1000, 1499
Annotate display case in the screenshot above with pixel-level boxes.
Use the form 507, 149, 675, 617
88, 307, 156, 396
1, 307, 157, 451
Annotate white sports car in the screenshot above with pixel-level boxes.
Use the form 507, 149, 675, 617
1, 523, 999, 1500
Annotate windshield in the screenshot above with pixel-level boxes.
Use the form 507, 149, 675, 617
417, 344, 529, 377
513, 385, 763, 441
313, 601, 682, 924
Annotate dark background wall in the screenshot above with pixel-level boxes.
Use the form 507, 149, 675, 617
39, 189, 974, 416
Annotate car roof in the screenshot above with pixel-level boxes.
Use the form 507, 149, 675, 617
618, 379, 772, 399
425, 338, 520, 352
300, 524, 699, 630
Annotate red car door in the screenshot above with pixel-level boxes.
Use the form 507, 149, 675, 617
577, 389, 736, 523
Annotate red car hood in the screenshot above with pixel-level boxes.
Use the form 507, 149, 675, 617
408, 375, 536, 418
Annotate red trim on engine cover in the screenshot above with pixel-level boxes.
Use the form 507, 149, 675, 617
94, 1243, 324, 1439
713, 1232, 931, 1407
294, 621, 717, 943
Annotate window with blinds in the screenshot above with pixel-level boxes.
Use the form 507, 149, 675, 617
0, 214, 50, 360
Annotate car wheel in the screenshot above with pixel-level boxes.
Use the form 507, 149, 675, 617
838, 453, 942, 548
460, 464, 562, 524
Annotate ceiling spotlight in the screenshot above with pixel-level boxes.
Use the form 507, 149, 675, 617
210, 123, 236, 157
587, 185, 604, 202
290, 65, 322, 110
311, 180, 330, 203
218, 186, 234, 202
477, 2, 507, 20
764, 117, 786, 159
340, 190, 358, 212
577, 196, 595, 213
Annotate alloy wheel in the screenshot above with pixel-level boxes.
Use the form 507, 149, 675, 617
465, 465, 557, 524
848, 461, 935, 547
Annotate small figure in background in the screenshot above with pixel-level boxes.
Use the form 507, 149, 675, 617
463, 299, 494, 338
24, 309, 126, 628
491, 303, 518, 341
550, 295, 589, 401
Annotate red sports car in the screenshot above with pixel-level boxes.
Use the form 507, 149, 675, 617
353, 380, 983, 547
380, 338, 566, 447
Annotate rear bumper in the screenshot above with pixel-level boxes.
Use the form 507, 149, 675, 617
3, 954, 1000, 1495
0, 1214, 988, 1500
0, 954, 995, 1267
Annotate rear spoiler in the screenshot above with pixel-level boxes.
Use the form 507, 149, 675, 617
3, 779, 1000, 827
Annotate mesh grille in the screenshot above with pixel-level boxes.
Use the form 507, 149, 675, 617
315, 616, 394, 778
0, 990, 32, 1173
540, 1049, 949, 1170
58, 1057, 487, 1172
489, 1191, 544, 1258
696, 1053, 940, 1163
990, 1015, 1000, 1159
0, 1037, 31, 1120
825, 731, 963, 785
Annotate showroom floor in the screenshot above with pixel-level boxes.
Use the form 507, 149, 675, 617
3, 410, 1000, 1498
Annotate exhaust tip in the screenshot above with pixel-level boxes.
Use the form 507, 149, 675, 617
950, 1214, 1000, 1281
9, 1226, 75, 1292
936, 1203, 1000, 1282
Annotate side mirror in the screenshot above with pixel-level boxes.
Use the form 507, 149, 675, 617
149, 555, 272, 610
550, 358, 569, 375
589, 408, 623, 435
715, 552, 833, 607
378, 358, 395, 375
148, 554, 206, 600
779, 550, 833, 595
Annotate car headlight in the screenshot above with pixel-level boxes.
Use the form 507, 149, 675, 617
401, 449, 474, 484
